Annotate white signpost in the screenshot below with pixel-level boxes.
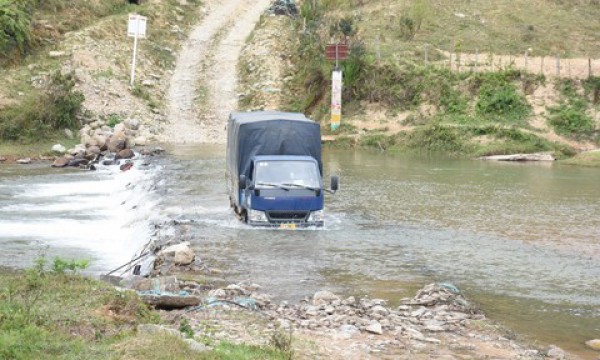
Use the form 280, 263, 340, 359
127, 14, 147, 86
331, 70, 343, 131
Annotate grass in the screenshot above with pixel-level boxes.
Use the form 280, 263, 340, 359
351, 0, 600, 58
0, 134, 79, 159
560, 151, 600, 167
0, 264, 291, 360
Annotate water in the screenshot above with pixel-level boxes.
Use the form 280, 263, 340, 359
0, 162, 158, 273
1, 146, 599, 358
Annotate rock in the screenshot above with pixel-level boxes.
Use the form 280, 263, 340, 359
117, 149, 135, 159
126, 137, 136, 149
82, 134, 95, 147
125, 118, 140, 130
365, 320, 383, 335
17, 158, 31, 164
64, 128, 74, 139
138, 324, 181, 337
184, 338, 207, 352
108, 137, 126, 153
370, 305, 390, 317
52, 157, 69, 168
69, 145, 86, 158
546, 345, 566, 359
313, 290, 340, 306
86, 146, 101, 156
139, 293, 201, 309
51, 144, 66, 154
480, 153, 556, 162
159, 242, 195, 265
134, 136, 147, 146
93, 135, 107, 150
142, 79, 156, 86
68, 159, 88, 167
0, 156, 6, 162
130, 275, 179, 292
49, 51, 66, 58
335, 324, 360, 340
114, 123, 126, 133
585, 339, 600, 351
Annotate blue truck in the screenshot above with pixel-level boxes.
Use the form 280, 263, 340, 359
226, 111, 338, 228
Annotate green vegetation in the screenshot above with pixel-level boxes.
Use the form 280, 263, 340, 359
561, 150, 600, 167
274, 0, 599, 158
0, 0, 130, 65
0, 259, 293, 360
0, 70, 84, 140
0, 0, 203, 143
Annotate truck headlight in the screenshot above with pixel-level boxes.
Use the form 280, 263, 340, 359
248, 209, 268, 222
307, 210, 324, 222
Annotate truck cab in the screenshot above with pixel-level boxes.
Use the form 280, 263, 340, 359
241, 155, 329, 226
227, 111, 338, 228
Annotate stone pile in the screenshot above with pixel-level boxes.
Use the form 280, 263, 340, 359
51, 118, 165, 169
261, 283, 482, 343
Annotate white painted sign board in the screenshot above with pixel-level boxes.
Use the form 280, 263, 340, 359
127, 14, 147, 85
128, 14, 147, 38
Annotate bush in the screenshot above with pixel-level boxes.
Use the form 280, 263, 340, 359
548, 102, 595, 137
476, 81, 530, 122
0, 0, 34, 63
0, 70, 84, 140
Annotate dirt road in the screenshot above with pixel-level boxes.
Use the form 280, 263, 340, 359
164, 0, 271, 144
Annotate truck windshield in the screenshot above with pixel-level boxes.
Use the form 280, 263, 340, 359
255, 161, 320, 189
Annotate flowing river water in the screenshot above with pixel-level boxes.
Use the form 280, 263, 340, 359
1, 145, 599, 358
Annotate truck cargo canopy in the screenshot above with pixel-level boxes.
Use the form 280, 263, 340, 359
227, 111, 322, 181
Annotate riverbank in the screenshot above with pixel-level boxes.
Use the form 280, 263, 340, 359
0, 261, 570, 360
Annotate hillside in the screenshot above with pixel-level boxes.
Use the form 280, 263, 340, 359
238, 0, 600, 159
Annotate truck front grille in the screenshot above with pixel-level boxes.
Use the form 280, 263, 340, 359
267, 211, 309, 222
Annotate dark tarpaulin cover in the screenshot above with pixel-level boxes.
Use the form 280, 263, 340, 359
227, 111, 322, 200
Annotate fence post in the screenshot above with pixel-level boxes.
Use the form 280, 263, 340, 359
556, 54, 560, 77
541, 56, 544, 76
589, 58, 592, 79
525, 51, 528, 70
475, 48, 479, 72
457, 52, 461, 72
424, 44, 428, 66
449, 48, 452, 70
376, 35, 381, 64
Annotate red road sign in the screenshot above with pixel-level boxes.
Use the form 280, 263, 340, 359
325, 44, 350, 61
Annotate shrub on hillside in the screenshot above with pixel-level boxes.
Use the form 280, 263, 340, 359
548, 102, 595, 137
0, 0, 34, 63
0, 70, 84, 140
476, 81, 530, 122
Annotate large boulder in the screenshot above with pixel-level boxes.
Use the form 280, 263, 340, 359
81, 134, 92, 147
108, 137, 126, 153
125, 118, 140, 130
158, 242, 195, 266
313, 290, 340, 306
134, 136, 147, 146
51, 144, 66, 154
117, 149, 135, 159
93, 135, 107, 150
86, 145, 101, 157
52, 157, 69, 168
586, 339, 600, 351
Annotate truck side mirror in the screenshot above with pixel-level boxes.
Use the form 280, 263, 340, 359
239, 175, 247, 190
331, 175, 339, 192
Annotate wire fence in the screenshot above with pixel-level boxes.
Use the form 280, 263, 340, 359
370, 40, 600, 79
